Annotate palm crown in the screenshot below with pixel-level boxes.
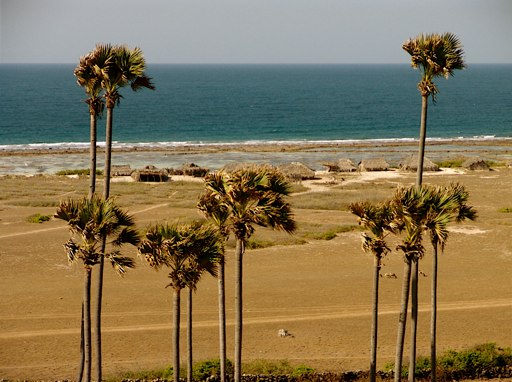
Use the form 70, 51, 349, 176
402, 32, 465, 99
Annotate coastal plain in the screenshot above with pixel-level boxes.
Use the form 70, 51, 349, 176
0, 146, 511, 380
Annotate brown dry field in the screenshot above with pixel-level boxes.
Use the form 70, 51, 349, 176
0, 166, 511, 380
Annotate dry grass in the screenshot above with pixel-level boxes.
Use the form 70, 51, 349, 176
0, 169, 511, 380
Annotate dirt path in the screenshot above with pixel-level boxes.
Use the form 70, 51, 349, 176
2, 298, 509, 340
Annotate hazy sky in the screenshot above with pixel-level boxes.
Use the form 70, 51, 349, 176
1, 0, 511, 64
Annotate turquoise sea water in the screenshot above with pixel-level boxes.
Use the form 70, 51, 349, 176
0, 64, 510, 150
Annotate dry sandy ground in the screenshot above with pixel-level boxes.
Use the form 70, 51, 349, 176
0, 168, 511, 380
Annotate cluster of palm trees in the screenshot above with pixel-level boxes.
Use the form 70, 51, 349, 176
349, 32, 469, 382
56, 164, 296, 382
350, 183, 476, 382
55, 32, 468, 381
59, 43, 155, 382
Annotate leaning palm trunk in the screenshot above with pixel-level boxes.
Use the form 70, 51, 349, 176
187, 288, 193, 382
83, 268, 92, 382
369, 256, 381, 382
394, 259, 412, 382
218, 258, 227, 382
430, 241, 439, 382
234, 239, 244, 382
173, 288, 182, 382
408, 260, 419, 382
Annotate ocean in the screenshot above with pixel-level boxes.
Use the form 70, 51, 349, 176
0, 64, 511, 149
0, 64, 511, 174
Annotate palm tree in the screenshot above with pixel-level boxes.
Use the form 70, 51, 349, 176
74, 45, 111, 198
198, 165, 296, 382
95, 44, 154, 381
423, 184, 476, 381
402, 32, 465, 186
74, 45, 111, 381
138, 222, 222, 382
197, 171, 231, 382
391, 186, 429, 382
54, 195, 139, 382
402, 35, 464, 379
350, 201, 395, 382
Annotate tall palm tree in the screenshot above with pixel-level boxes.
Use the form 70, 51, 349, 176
95, 44, 154, 381
402, 35, 464, 380
74, 45, 111, 198
423, 184, 476, 382
198, 165, 296, 382
138, 222, 222, 382
54, 195, 139, 382
402, 32, 465, 186
74, 45, 111, 382
391, 186, 429, 382
350, 201, 395, 382
197, 172, 231, 382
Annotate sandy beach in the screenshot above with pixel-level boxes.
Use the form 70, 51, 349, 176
0, 142, 511, 380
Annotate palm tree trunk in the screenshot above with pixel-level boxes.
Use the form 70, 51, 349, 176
173, 288, 182, 382
89, 112, 97, 198
76, 113, 97, 382
234, 239, 244, 382
430, 243, 439, 382
416, 95, 428, 187
187, 288, 193, 382
218, 256, 227, 382
76, 303, 85, 382
94, 106, 113, 382
103, 107, 113, 198
394, 258, 412, 382
84, 268, 92, 382
408, 259, 419, 382
370, 256, 381, 382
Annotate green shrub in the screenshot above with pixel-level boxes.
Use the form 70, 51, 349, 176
193, 358, 233, 381
292, 364, 316, 376
436, 159, 465, 168
243, 359, 294, 375
498, 207, 512, 213
26, 213, 51, 223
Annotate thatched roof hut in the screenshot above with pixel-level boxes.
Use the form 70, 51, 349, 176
462, 158, 490, 171
277, 162, 316, 181
112, 165, 133, 176
181, 163, 209, 177
338, 158, 357, 172
399, 156, 439, 172
358, 158, 390, 172
131, 165, 169, 182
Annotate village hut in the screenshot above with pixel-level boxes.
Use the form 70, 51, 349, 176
181, 162, 209, 177
337, 158, 358, 172
111, 164, 133, 176
277, 162, 316, 181
131, 165, 169, 182
462, 158, 490, 171
358, 158, 390, 172
399, 156, 440, 172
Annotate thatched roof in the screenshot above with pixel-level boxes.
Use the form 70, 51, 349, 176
462, 158, 490, 171
131, 165, 169, 182
399, 156, 439, 172
358, 158, 390, 172
338, 158, 357, 172
181, 163, 209, 177
277, 162, 316, 180
112, 165, 133, 176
